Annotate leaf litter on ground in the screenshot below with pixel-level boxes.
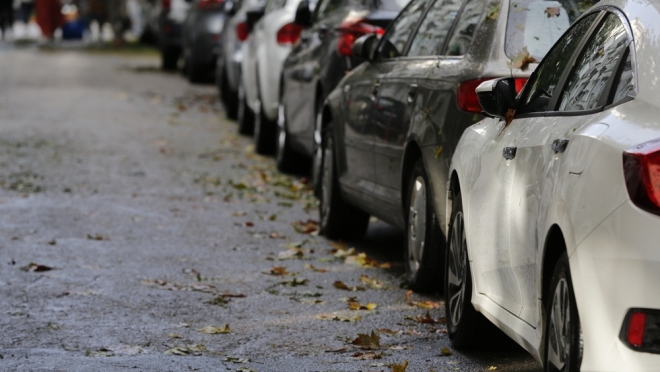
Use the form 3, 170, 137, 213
333, 280, 365, 292
351, 331, 381, 349
165, 344, 206, 356
405, 290, 441, 309
198, 324, 231, 334
20, 262, 53, 272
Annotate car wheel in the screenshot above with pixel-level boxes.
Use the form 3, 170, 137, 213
404, 159, 444, 293
161, 47, 179, 71
311, 100, 324, 197
544, 253, 582, 372
446, 186, 493, 348
237, 81, 254, 135
276, 102, 306, 173
253, 97, 276, 155
319, 127, 369, 240
220, 70, 238, 120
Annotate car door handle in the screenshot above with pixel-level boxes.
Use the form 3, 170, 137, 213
503, 146, 517, 160
407, 84, 418, 103
552, 138, 569, 153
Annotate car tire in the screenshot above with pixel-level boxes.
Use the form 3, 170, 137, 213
237, 81, 254, 135
319, 127, 369, 240
253, 97, 276, 155
404, 159, 444, 293
276, 102, 306, 173
220, 70, 238, 120
161, 47, 179, 71
446, 186, 497, 348
544, 253, 582, 372
311, 99, 324, 197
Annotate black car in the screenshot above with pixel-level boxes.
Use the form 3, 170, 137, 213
276, 0, 409, 180
317, 0, 590, 291
182, 0, 229, 82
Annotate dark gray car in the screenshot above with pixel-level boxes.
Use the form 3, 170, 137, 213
182, 0, 228, 82
319, 0, 593, 292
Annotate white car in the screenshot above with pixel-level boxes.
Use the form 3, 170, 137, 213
240, 0, 304, 154
447, 0, 660, 370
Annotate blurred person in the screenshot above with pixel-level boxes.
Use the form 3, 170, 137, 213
0, 0, 13, 39
35, 0, 63, 40
20, 0, 34, 24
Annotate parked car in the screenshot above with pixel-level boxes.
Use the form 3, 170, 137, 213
318, 0, 588, 291
240, 0, 304, 154
447, 0, 660, 370
277, 0, 409, 175
158, 0, 190, 70
182, 0, 228, 82
216, 0, 267, 120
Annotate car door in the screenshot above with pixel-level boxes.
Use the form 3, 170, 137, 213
508, 10, 632, 326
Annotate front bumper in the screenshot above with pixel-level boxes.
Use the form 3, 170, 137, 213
571, 200, 660, 371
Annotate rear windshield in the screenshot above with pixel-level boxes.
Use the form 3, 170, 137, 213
505, 0, 597, 61
374, 0, 410, 11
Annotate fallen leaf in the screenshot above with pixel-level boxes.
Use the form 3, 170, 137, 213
325, 347, 348, 353
488, 367, 498, 371
198, 324, 231, 334
278, 247, 305, 260
86, 348, 114, 357
405, 290, 440, 309
377, 328, 400, 336
206, 297, 230, 306
351, 331, 381, 349
295, 298, 325, 305
305, 264, 328, 273
20, 262, 53, 272
223, 356, 251, 363
48, 239, 57, 245
353, 351, 385, 359
266, 266, 289, 276
348, 301, 378, 311
545, 6, 561, 17
392, 360, 409, 372
106, 345, 143, 355
507, 47, 537, 71
333, 280, 365, 292
218, 293, 247, 298
292, 219, 320, 235
177, 322, 190, 328
404, 311, 444, 324
440, 347, 452, 356
281, 277, 308, 287
87, 234, 109, 241
167, 333, 182, 338
359, 275, 385, 289
487, 4, 500, 19
315, 313, 362, 322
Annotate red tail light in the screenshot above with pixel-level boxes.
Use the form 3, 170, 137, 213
277, 23, 303, 45
162, 0, 171, 10
627, 312, 647, 347
620, 309, 660, 353
457, 77, 527, 113
624, 139, 660, 215
198, 0, 224, 9
337, 19, 384, 56
236, 22, 249, 42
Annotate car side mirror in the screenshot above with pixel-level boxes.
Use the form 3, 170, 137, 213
352, 34, 378, 61
246, 8, 265, 30
294, 0, 312, 27
476, 77, 517, 118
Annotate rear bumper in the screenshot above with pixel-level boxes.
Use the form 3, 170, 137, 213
571, 200, 660, 371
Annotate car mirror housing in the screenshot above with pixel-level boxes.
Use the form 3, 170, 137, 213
246, 8, 265, 30
476, 77, 517, 118
352, 34, 378, 61
294, 0, 312, 27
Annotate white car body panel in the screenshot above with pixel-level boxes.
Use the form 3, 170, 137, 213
448, 0, 660, 369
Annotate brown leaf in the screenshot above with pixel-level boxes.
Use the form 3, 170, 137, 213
359, 275, 385, 289
545, 6, 561, 17
198, 324, 231, 334
315, 313, 362, 322
333, 280, 365, 292
325, 347, 348, 353
20, 262, 53, 272
352, 351, 384, 359
405, 311, 443, 324
87, 234, 109, 241
266, 266, 289, 276
440, 347, 452, 356
348, 301, 377, 311
305, 264, 328, 273
507, 47, 537, 71
351, 331, 381, 349
391, 360, 409, 372
292, 219, 320, 235
218, 293, 247, 298
405, 290, 441, 309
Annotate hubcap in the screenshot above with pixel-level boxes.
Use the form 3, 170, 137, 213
312, 111, 323, 191
548, 278, 571, 371
320, 136, 333, 227
447, 211, 467, 328
407, 177, 427, 275
276, 103, 286, 162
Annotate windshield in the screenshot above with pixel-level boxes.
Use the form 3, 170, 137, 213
505, 0, 596, 61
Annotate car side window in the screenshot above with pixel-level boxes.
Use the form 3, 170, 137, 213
558, 13, 630, 111
519, 12, 598, 114
313, 0, 342, 20
376, 0, 428, 60
611, 48, 635, 103
407, 0, 462, 57
444, 0, 486, 56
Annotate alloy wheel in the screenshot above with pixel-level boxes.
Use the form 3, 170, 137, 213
312, 111, 323, 193
320, 136, 333, 228
447, 211, 467, 328
547, 278, 571, 371
407, 176, 427, 275
276, 103, 287, 164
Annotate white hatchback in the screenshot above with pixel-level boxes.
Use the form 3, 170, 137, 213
241, 0, 304, 154
448, 0, 660, 370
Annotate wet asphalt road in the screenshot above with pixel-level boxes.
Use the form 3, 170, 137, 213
0, 47, 542, 372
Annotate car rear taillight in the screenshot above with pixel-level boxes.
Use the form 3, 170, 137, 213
277, 23, 303, 45
623, 139, 660, 215
162, 0, 171, 10
337, 19, 384, 56
198, 0, 224, 9
457, 77, 527, 113
236, 22, 249, 42
621, 309, 660, 353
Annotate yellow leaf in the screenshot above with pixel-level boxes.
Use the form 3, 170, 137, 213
440, 347, 452, 356
198, 324, 231, 334
392, 360, 409, 372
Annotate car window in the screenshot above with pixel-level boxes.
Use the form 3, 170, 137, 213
558, 13, 630, 111
505, 0, 595, 62
407, 0, 462, 57
373, 0, 409, 11
611, 48, 634, 104
376, 0, 428, 59
445, 0, 487, 56
313, 0, 342, 20
519, 12, 598, 114
265, 0, 287, 13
